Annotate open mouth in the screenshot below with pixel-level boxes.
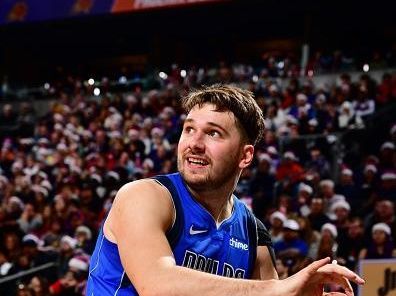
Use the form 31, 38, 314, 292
187, 157, 209, 166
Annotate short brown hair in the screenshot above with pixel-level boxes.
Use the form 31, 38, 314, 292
182, 84, 265, 145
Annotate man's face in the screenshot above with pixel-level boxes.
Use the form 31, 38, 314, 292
373, 230, 387, 245
340, 174, 353, 185
177, 103, 251, 191
321, 185, 334, 198
283, 229, 298, 241
310, 199, 323, 214
348, 221, 363, 238
310, 149, 320, 160
334, 207, 349, 221
376, 201, 394, 219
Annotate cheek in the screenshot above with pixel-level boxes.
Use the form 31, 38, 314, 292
177, 140, 187, 155
211, 146, 233, 165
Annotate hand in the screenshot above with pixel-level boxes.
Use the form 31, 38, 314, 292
278, 257, 364, 296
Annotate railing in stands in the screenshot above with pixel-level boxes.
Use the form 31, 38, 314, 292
0, 262, 57, 286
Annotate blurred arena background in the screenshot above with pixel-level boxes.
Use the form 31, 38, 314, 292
0, 0, 395, 295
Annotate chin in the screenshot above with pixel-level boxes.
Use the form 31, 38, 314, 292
179, 169, 210, 189
181, 169, 207, 182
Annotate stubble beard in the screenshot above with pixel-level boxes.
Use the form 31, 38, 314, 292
177, 154, 240, 192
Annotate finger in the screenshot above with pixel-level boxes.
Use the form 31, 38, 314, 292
285, 258, 331, 289
323, 274, 354, 295
304, 257, 331, 276
318, 264, 365, 285
330, 277, 354, 296
317, 273, 354, 296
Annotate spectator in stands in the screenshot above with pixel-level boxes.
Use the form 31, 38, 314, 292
263, 103, 286, 132
378, 141, 395, 172
3, 232, 21, 264
0, 104, 17, 126
359, 223, 396, 259
295, 216, 320, 260
358, 164, 380, 217
57, 235, 78, 277
49, 269, 81, 295
304, 147, 331, 179
250, 153, 276, 217
275, 151, 304, 194
315, 223, 338, 260
65, 254, 90, 294
337, 101, 364, 130
288, 93, 314, 124
313, 93, 331, 133
0, 249, 12, 277
330, 200, 351, 240
318, 179, 345, 216
378, 172, 396, 201
307, 198, 331, 232
377, 73, 393, 106
274, 219, 308, 261
21, 234, 57, 273
294, 183, 313, 217
353, 80, 376, 120
364, 199, 396, 242
337, 217, 366, 270
74, 225, 94, 255
15, 283, 33, 296
274, 219, 310, 276
335, 168, 361, 214
17, 203, 43, 234
28, 275, 50, 296
268, 211, 286, 243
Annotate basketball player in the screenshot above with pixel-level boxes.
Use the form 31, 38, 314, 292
86, 84, 364, 295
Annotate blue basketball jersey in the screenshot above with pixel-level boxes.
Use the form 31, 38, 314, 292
86, 173, 258, 296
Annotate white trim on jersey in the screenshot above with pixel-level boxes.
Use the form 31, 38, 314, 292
89, 232, 105, 278
114, 271, 125, 296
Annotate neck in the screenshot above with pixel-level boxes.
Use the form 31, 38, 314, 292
186, 177, 237, 224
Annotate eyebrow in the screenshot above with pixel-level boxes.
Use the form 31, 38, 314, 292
184, 118, 230, 136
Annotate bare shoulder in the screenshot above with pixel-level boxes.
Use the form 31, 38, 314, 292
104, 178, 174, 243
113, 178, 171, 207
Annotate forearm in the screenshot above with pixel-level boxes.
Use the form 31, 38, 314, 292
136, 264, 278, 296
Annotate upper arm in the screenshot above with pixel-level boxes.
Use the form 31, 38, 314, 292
251, 217, 278, 280
252, 246, 278, 280
105, 179, 175, 294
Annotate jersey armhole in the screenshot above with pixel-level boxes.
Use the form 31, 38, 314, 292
152, 178, 176, 230
246, 208, 258, 278
152, 175, 184, 248
255, 217, 276, 268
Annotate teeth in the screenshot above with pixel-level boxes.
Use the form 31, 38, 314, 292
188, 158, 207, 165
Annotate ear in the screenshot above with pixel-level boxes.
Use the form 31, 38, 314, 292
239, 144, 254, 169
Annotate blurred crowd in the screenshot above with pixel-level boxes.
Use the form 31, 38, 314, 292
0, 57, 395, 295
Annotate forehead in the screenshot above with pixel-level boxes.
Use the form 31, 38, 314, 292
186, 103, 237, 126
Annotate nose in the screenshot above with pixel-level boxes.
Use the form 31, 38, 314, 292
189, 131, 205, 153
